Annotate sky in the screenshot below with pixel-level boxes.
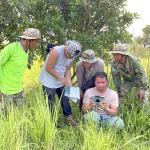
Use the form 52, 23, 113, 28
127, 0, 150, 37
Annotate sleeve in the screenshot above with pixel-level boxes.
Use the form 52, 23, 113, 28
66, 59, 72, 67
96, 58, 104, 72
111, 61, 122, 93
0, 45, 12, 66
110, 91, 119, 107
133, 58, 148, 90
76, 62, 84, 88
83, 89, 91, 104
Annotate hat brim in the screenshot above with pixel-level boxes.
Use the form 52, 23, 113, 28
110, 51, 130, 55
18, 35, 39, 39
79, 57, 98, 63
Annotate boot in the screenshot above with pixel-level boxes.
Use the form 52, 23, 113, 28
65, 115, 78, 127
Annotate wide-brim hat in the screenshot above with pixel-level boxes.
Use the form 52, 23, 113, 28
79, 49, 98, 63
110, 44, 130, 55
19, 28, 41, 39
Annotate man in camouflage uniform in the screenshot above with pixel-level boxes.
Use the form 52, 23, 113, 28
111, 44, 148, 103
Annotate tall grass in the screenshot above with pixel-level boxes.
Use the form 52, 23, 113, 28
0, 47, 150, 149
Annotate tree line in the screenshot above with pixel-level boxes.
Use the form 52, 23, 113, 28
0, 0, 137, 62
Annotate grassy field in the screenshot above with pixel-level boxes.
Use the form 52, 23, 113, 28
1, 49, 150, 150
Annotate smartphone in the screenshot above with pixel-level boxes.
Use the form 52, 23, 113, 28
91, 96, 104, 105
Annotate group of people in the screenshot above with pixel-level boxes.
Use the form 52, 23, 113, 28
0, 28, 149, 128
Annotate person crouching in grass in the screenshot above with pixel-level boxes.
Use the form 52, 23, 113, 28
82, 72, 124, 129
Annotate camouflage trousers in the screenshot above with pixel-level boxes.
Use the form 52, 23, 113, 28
0, 91, 24, 112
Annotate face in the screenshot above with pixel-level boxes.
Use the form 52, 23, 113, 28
22, 39, 40, 50
28, 39, 40, 49
82, 61, 93, 69
95, 77, 108, 92
113, 53, 124, 62
64, 47, 72, 58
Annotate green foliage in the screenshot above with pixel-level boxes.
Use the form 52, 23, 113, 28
143, 25, 150, 35
0, 0, 25, 49
129, 43, 150, 58
142, 25, 150, 47
134, 25, 150, 47
0, 86, 150, 149
0, 0, 136, 64
1, 60, 150, 149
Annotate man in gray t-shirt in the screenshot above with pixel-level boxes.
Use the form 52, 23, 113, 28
76, 50, 104, 110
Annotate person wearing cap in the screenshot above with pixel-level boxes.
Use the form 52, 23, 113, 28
111, 44, 148, 103
82, 72, 124, 129
39, 40, 81, 126
76, 49, 104, 111
0, 28, 41, 111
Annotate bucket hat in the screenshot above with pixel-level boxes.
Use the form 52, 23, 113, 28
110, 44, 130, 55
19, 28, 41, 39
80, 49, 98, 63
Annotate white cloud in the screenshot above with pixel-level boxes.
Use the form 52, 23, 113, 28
127, 0, 150, 36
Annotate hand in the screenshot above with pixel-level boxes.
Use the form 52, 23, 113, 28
59, 77, 67, 86
66, 80, 72, 86
82, 102, 91, 113
99, 101, 107, 110
137, 90, 145, 101
89, 101, 96, 109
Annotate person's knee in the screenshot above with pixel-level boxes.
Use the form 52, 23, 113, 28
110, 116, 124, 129
83, 111, 100, 123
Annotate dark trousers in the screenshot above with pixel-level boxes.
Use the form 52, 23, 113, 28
80, 78, 95, 111
43, 86, 72, 116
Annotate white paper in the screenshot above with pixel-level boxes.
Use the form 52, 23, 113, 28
64, 86, 80, 103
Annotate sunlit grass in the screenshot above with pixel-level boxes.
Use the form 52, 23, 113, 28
1, 48, 150, 149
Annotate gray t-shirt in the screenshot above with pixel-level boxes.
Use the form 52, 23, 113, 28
76, 58, 104, 88
39, 45, 72, 88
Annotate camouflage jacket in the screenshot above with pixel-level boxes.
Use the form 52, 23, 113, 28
111, 55, 148, 93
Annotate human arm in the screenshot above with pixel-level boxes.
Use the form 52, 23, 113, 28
111, 61, 123, 96
0, 45, 11, 66
96, 58, 104, 72
82, 90, 95, 113
99, 91, 119, 116
45, 48, 67, 85
100, 102, 118, 116
132, 58, 148, 100
64, 65, 72, 86
76, 62, 84, 88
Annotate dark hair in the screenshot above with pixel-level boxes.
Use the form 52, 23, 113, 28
81, 72, 108, 93
46, 44, 55, 54
73, 49, 81, 58
94, 72, 108, 82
